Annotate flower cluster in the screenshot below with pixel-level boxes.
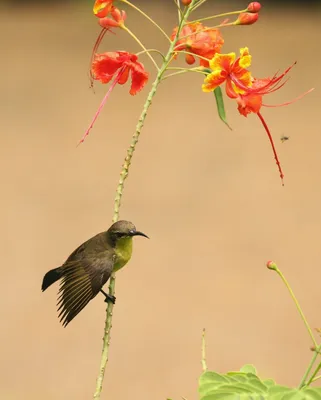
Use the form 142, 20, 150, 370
169, 2, 311, 184
81, 0, 311, 185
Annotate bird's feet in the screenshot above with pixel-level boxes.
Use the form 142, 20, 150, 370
100, 289, 116, 304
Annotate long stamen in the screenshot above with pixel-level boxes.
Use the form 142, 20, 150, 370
263, 88, 314, 107
78, 68, 125, 145
257, 112, 284, 185
89, 28, 111, 87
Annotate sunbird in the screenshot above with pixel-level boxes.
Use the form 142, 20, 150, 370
42, 220, 148, 327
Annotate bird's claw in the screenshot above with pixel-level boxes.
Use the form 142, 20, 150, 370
104, 294, 116, 304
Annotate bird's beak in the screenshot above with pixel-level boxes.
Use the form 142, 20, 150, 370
130, 230, 149, 239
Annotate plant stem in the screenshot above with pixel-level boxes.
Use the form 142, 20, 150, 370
202, 328, 207, 372
121, 0, 171, 42
93, 3, 197, 398
122, 25, 159, 70
305, 355, 321, 387
189, 9, 246, 24
311, 375, 321, 383
298, 345, 321, 389
162, 68, 205, 81
272, 265, 317, 348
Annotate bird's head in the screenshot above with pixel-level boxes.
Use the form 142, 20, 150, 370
107, 220, 148, 247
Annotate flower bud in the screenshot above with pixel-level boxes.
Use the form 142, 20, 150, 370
111, 7, 127, 24
181, 0, 192, 5
266, 261, 277, 271
247, 2, 261, 13
99, 7, 126, 28
185, 54, 196, 65
235, 12, 259, 25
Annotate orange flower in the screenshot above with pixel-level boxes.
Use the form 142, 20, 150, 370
202, 48, 302, 185
202, 47, 252, 93
93, 0, 114, 18
92, 51, 148, 95
171, 22, 224, 67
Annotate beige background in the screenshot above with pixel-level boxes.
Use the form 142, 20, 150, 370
1, 1, 321, 399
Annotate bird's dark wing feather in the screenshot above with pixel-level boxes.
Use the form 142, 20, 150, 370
57, 255, 114, 327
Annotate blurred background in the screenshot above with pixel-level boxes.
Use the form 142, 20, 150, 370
1, 1, 321, 399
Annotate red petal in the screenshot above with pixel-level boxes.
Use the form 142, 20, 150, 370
117, 66, 130, 85
91, 52, 123, 82
129, 62, 149, 95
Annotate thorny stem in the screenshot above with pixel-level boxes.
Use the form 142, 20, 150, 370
122, 25, 160, 70
121, 0, 171, 42
93, 3, 198, 398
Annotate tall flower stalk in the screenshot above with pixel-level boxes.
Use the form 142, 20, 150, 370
93, 1, 199, 398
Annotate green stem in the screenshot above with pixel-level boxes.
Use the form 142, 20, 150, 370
202, 328, 207, 372
93, 3, 196, 398
189, 9, 246, 24
305, 356, 321, 387
311, 375, 321, 383
136, 48, 166, 61
122, 25, 159, 70
121, 0, 171, 42
175, 0, 182, 23
273, 266, 317, 349
192, 0, 207, 11
299, 345, 321, 389
162, 68, 205, 81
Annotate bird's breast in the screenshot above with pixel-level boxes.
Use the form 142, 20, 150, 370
113, 237, 133, 272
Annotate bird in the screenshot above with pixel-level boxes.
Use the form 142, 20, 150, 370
41, 220, 148, 327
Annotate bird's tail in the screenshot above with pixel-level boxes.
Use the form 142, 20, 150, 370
42, 267, 63, 291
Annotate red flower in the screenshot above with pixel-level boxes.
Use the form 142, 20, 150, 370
93, 0, 114, 18
78, 52, 149, 144
171, 22, 224, 67
92, 51, 148, 95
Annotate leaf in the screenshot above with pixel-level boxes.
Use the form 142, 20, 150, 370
199, 367, 321, 400
301, 387, 321, 400
213, 87, 232, 131
240, 364, 257, 375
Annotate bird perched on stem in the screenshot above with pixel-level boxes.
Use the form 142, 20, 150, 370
42, 220, 148, 327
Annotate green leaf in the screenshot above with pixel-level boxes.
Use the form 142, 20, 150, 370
301, 387, 321, 399
199, 367, 321, 400
240, 364, 258, 375
213, 87, 232, 131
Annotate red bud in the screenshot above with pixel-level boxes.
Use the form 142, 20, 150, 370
266, 261, 277, 270
235, 12, 259, 25
247, 2, 261, 13
185, 54, 195, 65
111, 7, 127, 23
181, 0, 192, 5
99, 7, 126, 28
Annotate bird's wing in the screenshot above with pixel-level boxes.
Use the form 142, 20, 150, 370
57, 255, 114, 327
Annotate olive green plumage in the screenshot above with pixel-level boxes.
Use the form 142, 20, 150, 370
41, 220, 148, 327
